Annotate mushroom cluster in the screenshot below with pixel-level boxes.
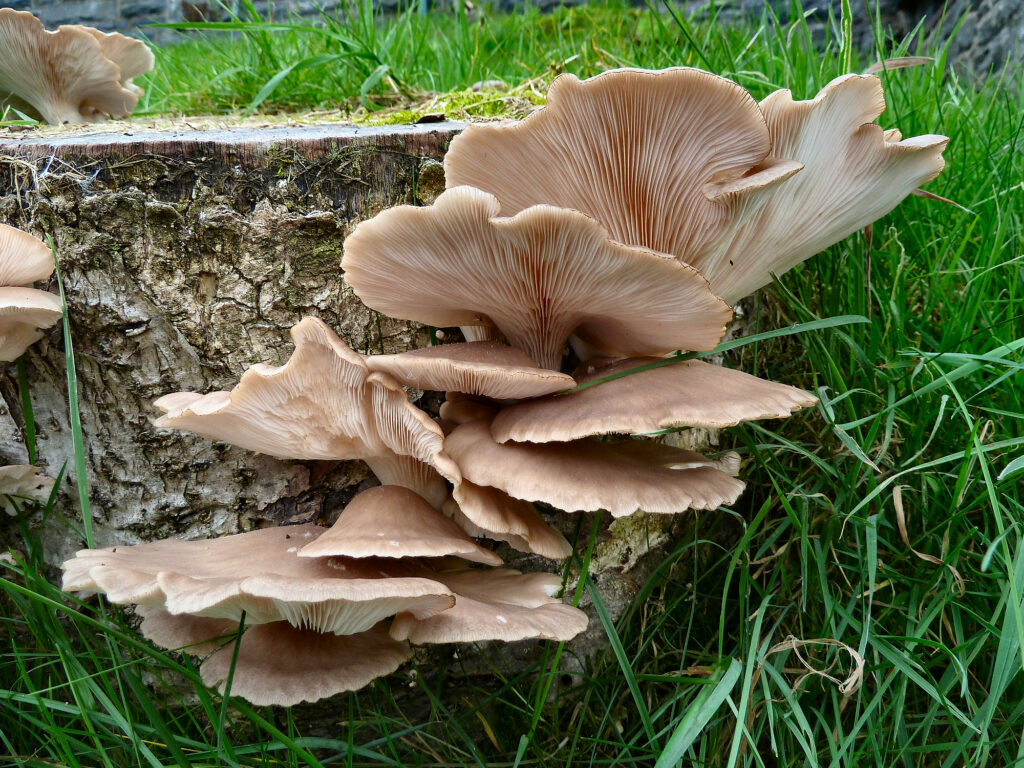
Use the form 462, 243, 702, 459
1, 224, 58, 510
0, 9, 153, 124
342, 67, 947, 526
62, 318, 587, 705
60, 66, 948, 707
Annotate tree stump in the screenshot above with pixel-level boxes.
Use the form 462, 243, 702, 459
0, 123, 728, 693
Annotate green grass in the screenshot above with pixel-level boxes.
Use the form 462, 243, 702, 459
4, 0, 1024, 766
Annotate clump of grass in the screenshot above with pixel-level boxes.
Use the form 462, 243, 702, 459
3, 1, 1023, 766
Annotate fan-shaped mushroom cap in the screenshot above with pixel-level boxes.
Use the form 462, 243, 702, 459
0, 224, 53, 286
0, 10, 142, 124
200, 621, 411, 706
444, 68, 790, 261
297, 485, 501, 565
389, 567, 587, 643
364, 341, 574, 399
490, 357, 817, 443
61, 525, 456, 635
81, 27, 154, 89
445, 482, 572, 559
444, 68, 947, 305
445, 421, 744, 516
0, 287, 62, 362
153, 317, 460, 507
0, 464, 55, 514
137, 608, 238, 655
342, 186, 731, 370
691, 74, 949, 303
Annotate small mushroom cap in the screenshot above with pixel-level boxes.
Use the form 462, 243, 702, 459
342, 186, 731, 370
691, 74, 949, 303
137, 608, 238, 655
81, 27, 154, 84
297, 485, 501, 565
445, 420, 744, 516
0, 10, 142, 124
389, 567, 587, 644
445, 482, 572, 559
0, 464, 55, 514
364, 341, 574, 399
438, 399, 500, 427
443, 68, 774, 260
490, 357, 817, 443
0, 224, 54, 286
153, 316, 461, 502
0, 286, 62, 361
200, 621, 412, 706
61, 525, 456, 634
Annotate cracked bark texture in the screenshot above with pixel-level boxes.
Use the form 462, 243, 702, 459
0, 124, 732, 714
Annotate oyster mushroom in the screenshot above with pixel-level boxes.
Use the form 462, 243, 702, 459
0, 224, 61, 362
0, 10, 149, 124
342, 186, 732, 370
153, 316, 460, 509
489, 357, 818, 443
445, 420, 744, 517
444, 68, 948, 304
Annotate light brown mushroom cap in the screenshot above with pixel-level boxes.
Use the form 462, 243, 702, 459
691, 74, 949, 303
490, 357, 817, 443
390, 566, 587, 643
0, 10, 141, 124
81, 27, 154, 84
0, 464, 55, 514
444, 482, 572, 559
153, 317, 461, 505
342, 186, 732, 370
445, 420, 744, 516
438, 399, 500, 427
0, 224, 54, 286
443, 68, 782, 260
0, 286, 62, 362
137, 607, 238, 655
61, 525, 456, 634
297, 485, 501, 565
200, 621, 412, 706
364, 341, 574, 399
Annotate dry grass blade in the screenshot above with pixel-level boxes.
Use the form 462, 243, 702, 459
763, 636, 866, 696
892, 486, 967, 596
863, 56, 934, 74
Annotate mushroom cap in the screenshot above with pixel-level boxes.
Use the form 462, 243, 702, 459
364, 341, 574, 399
490, 357, 817, 442
691, 74, 949, 303
0, 464, 55, 514
0, 10, 142, 124
81, 27, 154, 84
200, 621, 412, 706
444, 68, 947, 305
0, 224, 54, 286
443, 67, 777, 261
445, 420, 744, 516
153, 317, 461, 498
137, 607, 238, 655
341, 186, 731, 370
445, 482, 572, 559
61, 525, 456, 635
0, 286, 62, 362
389, 567, 587, 644
297, 485, 501, 566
